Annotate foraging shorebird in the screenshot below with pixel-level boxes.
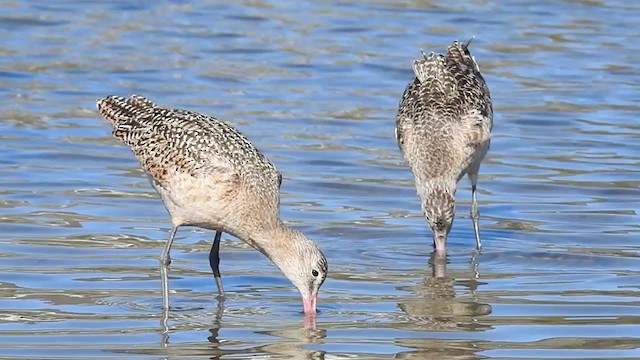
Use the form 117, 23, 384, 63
395, 39, 493, 254
97, 95, 328, 314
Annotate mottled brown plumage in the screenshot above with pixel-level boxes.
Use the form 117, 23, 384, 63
99, 95, 280, 191
97, 95, 327, 314
396, 39, 493, 254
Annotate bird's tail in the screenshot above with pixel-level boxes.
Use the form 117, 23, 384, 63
411, 38, 480, 94
411, 49, 447, 85
96, 94, 156, 127
446, 37, 481, 73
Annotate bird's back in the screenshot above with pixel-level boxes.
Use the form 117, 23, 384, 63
97, 95, 281, 201
396, 40, 493, 179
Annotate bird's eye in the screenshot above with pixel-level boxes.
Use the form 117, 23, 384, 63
312, 270, 319, 277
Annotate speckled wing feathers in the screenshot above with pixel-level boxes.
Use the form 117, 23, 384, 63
412, 51, 456, 97
444, 40, 493, 145
97, 95, 281, 194
396, 40, 493, 176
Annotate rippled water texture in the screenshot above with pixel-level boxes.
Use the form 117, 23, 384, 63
1, 0, 640, 358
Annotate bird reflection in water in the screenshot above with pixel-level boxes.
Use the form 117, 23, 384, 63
393, 251, 492, 358
162, 301, 326, 360
161, 300, 326, 360
254, 321, 326, 359
159, 296, 226, 351
398, 250, 492, 330
209, 310, 325, 359
160, 295, 324, 358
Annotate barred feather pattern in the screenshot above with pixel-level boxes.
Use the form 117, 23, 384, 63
97, 95, 282, 221
396, 39, 493, 179
395, 39, 494, 252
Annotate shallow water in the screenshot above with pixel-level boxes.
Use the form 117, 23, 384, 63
1, 0, 640, 358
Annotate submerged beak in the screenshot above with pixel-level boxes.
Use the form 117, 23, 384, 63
433, 231, 448, 256
302, 294, 317, 315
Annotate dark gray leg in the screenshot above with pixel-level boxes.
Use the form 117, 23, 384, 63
161, 226, 178, 266
209, 231, 225, 298
471, 184, 482, 250
161, 256, 170, 311
161, 226, 179, 311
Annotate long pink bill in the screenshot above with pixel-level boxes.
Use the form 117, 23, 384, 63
302, 294, 317, 315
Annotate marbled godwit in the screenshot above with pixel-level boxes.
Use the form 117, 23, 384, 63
97, 95, 328, 314
396, 39, 493, 254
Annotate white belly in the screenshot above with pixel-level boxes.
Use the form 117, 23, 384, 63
147, 173, 232, 230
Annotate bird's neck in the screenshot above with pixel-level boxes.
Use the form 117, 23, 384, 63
415, 176, 456, 196
243, 219, 299, 259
